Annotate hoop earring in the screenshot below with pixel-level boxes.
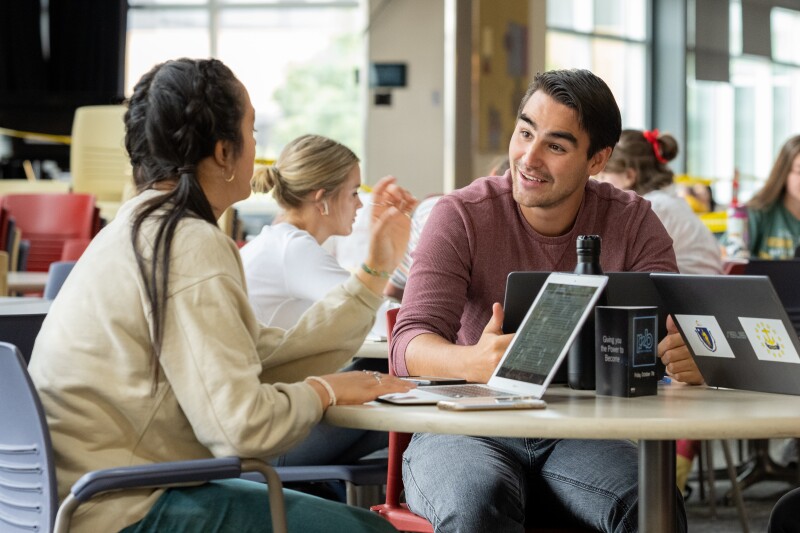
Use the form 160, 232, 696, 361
225, 173, 235, 183
322, 200, 329, 216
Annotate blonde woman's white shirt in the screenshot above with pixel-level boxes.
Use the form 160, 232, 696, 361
241, 222, 392, 337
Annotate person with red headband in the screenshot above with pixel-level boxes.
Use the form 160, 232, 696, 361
596, 129, 723, 276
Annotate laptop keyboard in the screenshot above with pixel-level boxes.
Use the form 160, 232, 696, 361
421, 384, 513, 398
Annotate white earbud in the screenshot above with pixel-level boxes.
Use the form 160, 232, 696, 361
322, 200, 329, 216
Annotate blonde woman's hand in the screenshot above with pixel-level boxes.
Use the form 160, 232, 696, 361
364, 175, 417, 274
320, 370, 417, 406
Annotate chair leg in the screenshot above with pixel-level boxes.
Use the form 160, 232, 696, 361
697, 443, 706, 502
703, 441, 717, 518
721, 440, 750, 533
345, 482, 383, 508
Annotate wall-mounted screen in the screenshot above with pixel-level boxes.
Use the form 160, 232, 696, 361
369, 63, 407, 88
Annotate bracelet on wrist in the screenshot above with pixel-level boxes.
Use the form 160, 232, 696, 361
361, 262, 391, 279
306, 376, 337, 406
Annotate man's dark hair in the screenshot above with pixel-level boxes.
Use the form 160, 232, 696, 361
517, 69, 621, 158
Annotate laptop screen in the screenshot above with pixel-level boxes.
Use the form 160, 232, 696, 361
496, 282, 599, 385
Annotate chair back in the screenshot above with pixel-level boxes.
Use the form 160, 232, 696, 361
70, 105, 133, 203
43, 261, 77, 300
0, 342, 58, 531
0, 311, 48, 365
2, 194, 97, 272
60, 238, 91, 262
0, 251, 7, 296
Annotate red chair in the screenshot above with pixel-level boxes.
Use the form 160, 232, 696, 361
372, 309, 587, 533
60, 238, 92, 261
1, 194, 97, 272
370, 308, 433, 532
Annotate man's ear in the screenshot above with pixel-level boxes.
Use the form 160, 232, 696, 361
588, 146, 613, 176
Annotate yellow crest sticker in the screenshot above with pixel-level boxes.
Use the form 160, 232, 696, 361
739, 317, 800, 363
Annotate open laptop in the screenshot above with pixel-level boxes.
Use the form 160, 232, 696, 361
379, 273, 608, 405
651, 273, 800, 396
503, 271, 668, 381
744, 259, 800, 335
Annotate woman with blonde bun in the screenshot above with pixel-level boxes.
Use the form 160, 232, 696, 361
240, 134, 416, 467
241, 134, 414, 332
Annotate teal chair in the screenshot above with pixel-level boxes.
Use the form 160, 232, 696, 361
42, 261, 76, 300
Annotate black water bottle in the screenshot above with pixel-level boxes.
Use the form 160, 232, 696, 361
568, 235, 604, 390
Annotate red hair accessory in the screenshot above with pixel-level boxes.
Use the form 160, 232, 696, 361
642, 129, 667, 164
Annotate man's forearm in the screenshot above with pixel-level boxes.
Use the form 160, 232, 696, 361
405, 333, 473, 378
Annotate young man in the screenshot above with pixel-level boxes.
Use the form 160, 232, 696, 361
390, 69, 690, 532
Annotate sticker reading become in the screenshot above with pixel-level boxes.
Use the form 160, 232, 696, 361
738, 317, 800, 364
674, 314, 735, 358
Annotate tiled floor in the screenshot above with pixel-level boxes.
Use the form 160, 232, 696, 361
685, 478, 791, 532
685, 438, 797, 532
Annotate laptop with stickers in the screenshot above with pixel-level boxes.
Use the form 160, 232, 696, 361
651, 273, 800, 396
743, 259, 800, 335
378, 273, 608, 405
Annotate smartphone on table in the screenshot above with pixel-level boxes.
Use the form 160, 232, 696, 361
437, 398, 547, 411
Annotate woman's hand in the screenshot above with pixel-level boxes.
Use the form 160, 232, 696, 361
308, 371, 417, 408
357, 176, 417, 294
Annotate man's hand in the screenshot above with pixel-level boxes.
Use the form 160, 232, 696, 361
659, 315, 704, 385
464, 303, 513, 383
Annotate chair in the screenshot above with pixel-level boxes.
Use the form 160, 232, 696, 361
245, 462, 389, 508
60, 238, 91, 261
70, 105, 134, 221
43, 261, 76, 300
0, 341, 288, 533
1, 193, 98, 272
0, 251, 7, 296
370, 308, 433, 532
0, 306, 47, 365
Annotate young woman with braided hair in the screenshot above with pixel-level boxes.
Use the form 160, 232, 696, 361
28, 58, 411, 532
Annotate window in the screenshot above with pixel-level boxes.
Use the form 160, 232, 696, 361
545, 0, 648, 129
126, 1, 364, 159
686, 2, 800, 205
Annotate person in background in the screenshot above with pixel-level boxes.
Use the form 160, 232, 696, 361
239, 134, 416, 467
746, 134, 800, 259
390, 68, 690, 532
28, 57, 413, 533
240, 134, 414, 335
596, 129, 723, 275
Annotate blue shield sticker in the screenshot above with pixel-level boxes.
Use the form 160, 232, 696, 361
694, 326, 717, 352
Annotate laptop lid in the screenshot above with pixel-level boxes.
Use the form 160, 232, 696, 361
743, 259, 800, 335
651, 273, 800, 396
379, 273, 607, 404
503, 271, 668, 378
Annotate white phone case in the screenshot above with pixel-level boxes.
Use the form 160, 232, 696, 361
437, 398, 547, 411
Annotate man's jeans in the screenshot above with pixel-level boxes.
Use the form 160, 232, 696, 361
402, 433, 687, 533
